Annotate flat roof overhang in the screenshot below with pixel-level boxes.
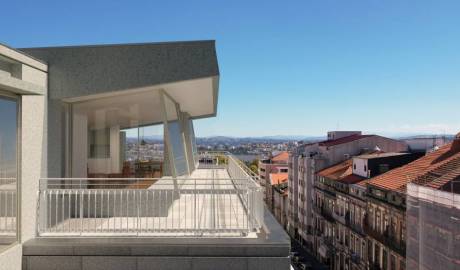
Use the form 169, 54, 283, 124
20, 40, 220, 119
63, 75, 219, 121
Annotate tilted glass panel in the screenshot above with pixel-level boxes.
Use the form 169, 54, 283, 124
188, 118, 198, 167
180, 113, 197, 173
163, 93, 188, 176
0, 96, 18, 249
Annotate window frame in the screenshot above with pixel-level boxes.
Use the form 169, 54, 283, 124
0, 90, 21, 249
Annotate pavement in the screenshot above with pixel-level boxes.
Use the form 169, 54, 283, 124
290, 238, 329, 270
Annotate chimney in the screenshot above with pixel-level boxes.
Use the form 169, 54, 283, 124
451, 132, 460, 152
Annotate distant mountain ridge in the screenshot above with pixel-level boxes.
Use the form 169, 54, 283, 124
196, 135, 325, 144
126, 134, 455, 143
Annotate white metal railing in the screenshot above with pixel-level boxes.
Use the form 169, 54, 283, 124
0, 178, 17, 235
37, 153, 263, 237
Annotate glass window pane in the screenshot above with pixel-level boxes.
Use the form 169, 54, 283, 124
163, 93, 188, 176
123, 125, 165, 178
188, 119, 198, 167
0, 96, 18, 249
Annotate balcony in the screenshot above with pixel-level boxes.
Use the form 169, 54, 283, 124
332, 211, 346, 225
364, 225, 406, 256
350, 253, 360, 265
313, 205, 335, 223
318, 236, 333, 258
348, 221, 365, 236
37, 153, 263, 237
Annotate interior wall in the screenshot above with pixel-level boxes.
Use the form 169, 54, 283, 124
71, 111, 88, 178
87, 125, 121, 175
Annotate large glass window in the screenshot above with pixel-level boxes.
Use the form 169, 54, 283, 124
122, 125, 164, 178
70, 90, 169, 179
0, 95, 18, 249
68, 89, 195, 180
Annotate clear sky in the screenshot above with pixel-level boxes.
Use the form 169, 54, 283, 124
2, 0, 460, 137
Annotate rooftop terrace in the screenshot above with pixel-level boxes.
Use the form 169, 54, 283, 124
37, 153, 263, 238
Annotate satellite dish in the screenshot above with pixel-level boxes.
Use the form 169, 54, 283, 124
374, 145, 381, 152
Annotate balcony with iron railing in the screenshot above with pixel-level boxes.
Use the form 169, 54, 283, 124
36, 152, 264, 237
332, 210, 349, 225
313, 204, 335, 223
348, 219, 365, 236
363, 223, 406, 256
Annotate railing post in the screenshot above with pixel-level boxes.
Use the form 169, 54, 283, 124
79, 179, 83, 236
137, 180, 140, 236
194, 178, 197, 231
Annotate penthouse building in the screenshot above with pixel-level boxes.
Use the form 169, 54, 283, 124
0, 41, 290, 270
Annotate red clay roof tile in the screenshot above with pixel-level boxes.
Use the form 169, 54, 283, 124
270, 173, 288, 185
367, 142, 460, 193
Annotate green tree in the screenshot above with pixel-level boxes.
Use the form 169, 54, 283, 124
250, 164, 258, 174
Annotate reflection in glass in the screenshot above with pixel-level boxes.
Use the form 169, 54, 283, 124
122, 125, 164, 178
0, 96, 18, 248
163, 93, 189, 176
188, 118, 198, 168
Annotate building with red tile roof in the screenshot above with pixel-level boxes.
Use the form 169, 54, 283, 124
406, 148, 460, 270
363, 134, 460, 270
319, 134, 375, 147
270, 173, 288, 186
271, 151, 289, 163
314, 151, 423, 270
270, 172, 289, 230
287, 130, 408, 260
259, 151, 289, 211
367, 139, 460, 193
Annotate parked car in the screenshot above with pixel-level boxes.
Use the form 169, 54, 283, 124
289, 251, 299, 258
299, 262, 312, 270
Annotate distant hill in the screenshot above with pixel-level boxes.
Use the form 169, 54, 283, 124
196, 135, 325, 144
396, 134, 455, 140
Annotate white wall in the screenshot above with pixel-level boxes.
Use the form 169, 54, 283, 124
0, 47, 48, 270
72, 112, 88, 177
0, 245, 22, 270
353, 158, 368, 178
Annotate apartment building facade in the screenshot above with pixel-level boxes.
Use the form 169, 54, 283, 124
259, 151, 289, 210
287, 146, 303, 238
367, 136, 460, 270
0, 41, 290, 270
273, 182, 288, 230
290, 131, 408, 251
407, 179, 459, 270
313, 152, 421, 270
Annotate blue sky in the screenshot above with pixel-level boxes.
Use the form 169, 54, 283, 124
2, 0, 460, 137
